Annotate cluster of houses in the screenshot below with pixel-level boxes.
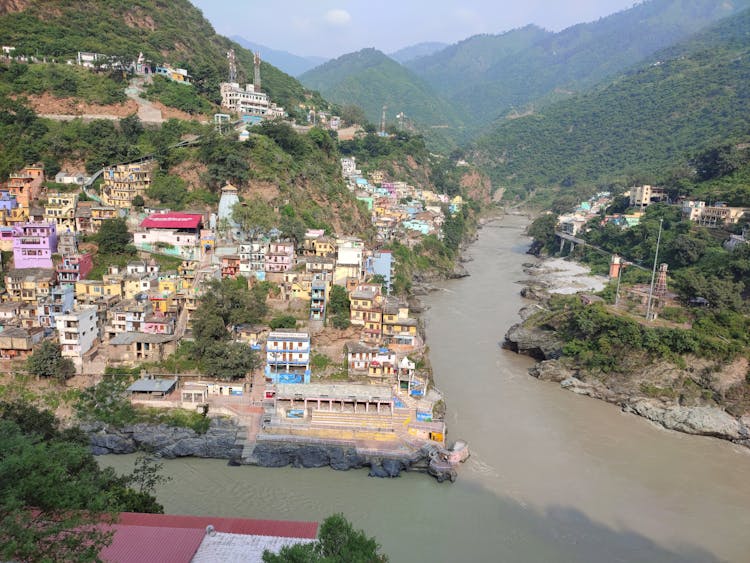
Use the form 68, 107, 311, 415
557, 185, 749, 238
341, 157, 464, 244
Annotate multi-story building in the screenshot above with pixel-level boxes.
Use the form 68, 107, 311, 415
6, 164, 44, 208
75, 279, 123, 302
0, 327, 44, 360
629, 185, 668, 209
350, 284, 383, 342
90, 205, 118, 232
240, 240, 267, 277
310, 280, 327, 321
264, 241, 295, 273
220, 82, 285, 118
44, 192, 77, 232
682, 200, 747, 227
221, 255, 242, 278
101, 160, 156, 208
382, 299, 419, 349
37, 284, 75, 329
56, 254, 93, 284
75, 201, 93, 234
105, 300, 149, 340
12, 221, 57, 269
335, 237, 364, 286
57, 230, 78, 256
366, 250, 394, 293
314, 237, 336, 258
55, 305, 99, 367
135, 212, 203, 260
345, 341, 397, 378
265, 330, 311, 384
4, 268, 55, 304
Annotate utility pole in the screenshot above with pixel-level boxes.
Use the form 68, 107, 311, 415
645, 218, 663, 321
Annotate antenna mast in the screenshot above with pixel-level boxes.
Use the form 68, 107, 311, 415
253, 51, 261, 93
227, 48, 237, 82
645, 218, 664, 321
380, 105, 387, 135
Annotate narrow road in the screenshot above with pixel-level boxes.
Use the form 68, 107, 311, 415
125, 77, 163, 123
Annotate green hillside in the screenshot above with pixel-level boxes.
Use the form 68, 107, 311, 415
0, 0, 326, 118
473, 8, 750, 202
407, 0, 750, 128
300, 48, 464, 137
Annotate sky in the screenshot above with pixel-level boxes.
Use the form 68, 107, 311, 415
191, 0, 640, 59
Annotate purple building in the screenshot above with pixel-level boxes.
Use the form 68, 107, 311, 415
12, 221, 58, 269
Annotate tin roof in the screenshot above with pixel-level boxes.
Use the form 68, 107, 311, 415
126, 378, 177, 393
141, 212, 203, 230
99, 524, 205, 563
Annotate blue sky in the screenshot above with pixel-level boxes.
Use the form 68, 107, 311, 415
191, 0, 639, 58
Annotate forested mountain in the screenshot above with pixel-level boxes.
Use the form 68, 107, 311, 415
0, 0, 327, 116
389, 42, 448, 64
473, 8, 750, 201
230, 35, 327, 77
300, 48, 464, 135
407, 0, 750, 128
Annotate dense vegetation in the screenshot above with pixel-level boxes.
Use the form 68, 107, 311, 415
474, 8, 750, 202
300, 48, 464, 148
263, 513, 388, 562
144, 75, 214, 115
0, 0, 328, 118
407, 0, 749, 130
0, 400, 166, 562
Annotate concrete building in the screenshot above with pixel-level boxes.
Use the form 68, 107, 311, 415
366, 250, 394, 293
629, 185, 668, 209
55, 305, 99, 366
37, 284, 75, 329
265, 330, 311, 384
683, 201, 747, 227
310, 280, 327, 321
101, 160, 156, 208
56, 254, 93, 284
334, 237, 364, 286
135, 212, 203, 259
0, 327, 44, 360
44, 192, 77, 232
4, 268, 55, 303
107, 332, 175, 364
6, 164, 44, 209
12, 222, 57, 269
265, 241, 295, 273
90, 205, 118, 232
220, 83, 285, 117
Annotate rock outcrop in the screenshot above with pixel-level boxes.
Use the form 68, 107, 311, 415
503, 322, 563, 360
85, 417, 241, 459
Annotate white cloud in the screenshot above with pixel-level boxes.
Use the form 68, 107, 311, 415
325, 8, 352, 26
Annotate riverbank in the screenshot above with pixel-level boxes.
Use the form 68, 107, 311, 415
505, 256, 750, 447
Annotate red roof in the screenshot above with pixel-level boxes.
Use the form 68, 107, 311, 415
99, 524, 205, 563
140, 213, 203, 230
118, 512, 319, 538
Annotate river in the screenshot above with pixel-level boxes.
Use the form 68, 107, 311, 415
100, 215, 750, 562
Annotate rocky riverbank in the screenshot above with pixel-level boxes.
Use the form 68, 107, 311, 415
85, 420, 460, 481
505, 258, 750, 448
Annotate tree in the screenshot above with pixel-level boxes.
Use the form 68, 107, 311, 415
147, 172, 187, 209
26, 340, 76, 381
0, 403, 166, 563
233, 197, 275, 237
203, 342, 261, 381
263, 513, 388, 562
131, 194, 145, 210
270, 315, 297, 329
96, 218, 133, 254
328, 285, 351, 329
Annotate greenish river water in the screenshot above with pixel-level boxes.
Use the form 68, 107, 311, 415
100, 216, 750, 562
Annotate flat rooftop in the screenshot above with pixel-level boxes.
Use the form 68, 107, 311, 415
276, 383, 392, 402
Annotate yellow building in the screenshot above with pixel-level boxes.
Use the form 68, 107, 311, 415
4, 268, 55, 303
382, 299, 418, 348
44, 192, 78, 232
350, 284, 383, 342
313, 237, 336, 258
90, 205, 119, 231
101, 160, 156, 208
0, 206, 29, 228
75, 279, 123, 301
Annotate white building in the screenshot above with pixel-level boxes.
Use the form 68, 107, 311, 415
56, 306, 99, 367
265, 330, 311, 384
220, 82, 285, 118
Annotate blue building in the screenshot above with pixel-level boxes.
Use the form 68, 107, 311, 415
366, 250, 394, 293
310, 281, 327, 321
37, 284, 75, 329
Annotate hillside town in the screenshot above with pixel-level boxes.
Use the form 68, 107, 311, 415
0, 144, 468, 479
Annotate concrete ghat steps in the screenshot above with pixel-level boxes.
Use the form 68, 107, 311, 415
310, 410, 395, 431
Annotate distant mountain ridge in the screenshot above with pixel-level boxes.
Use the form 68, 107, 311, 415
388, 42, 448, 64
230, 35, 327, 77
406, 0, 750, 128
472, 7, 750, 197
299, 48, 464, 136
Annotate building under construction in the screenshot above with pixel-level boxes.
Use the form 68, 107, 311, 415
219, 50, 285, 118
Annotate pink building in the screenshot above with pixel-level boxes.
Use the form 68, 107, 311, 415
12, 221, 57, 269
264, 241, 295, 273
56, 253, 93, 284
